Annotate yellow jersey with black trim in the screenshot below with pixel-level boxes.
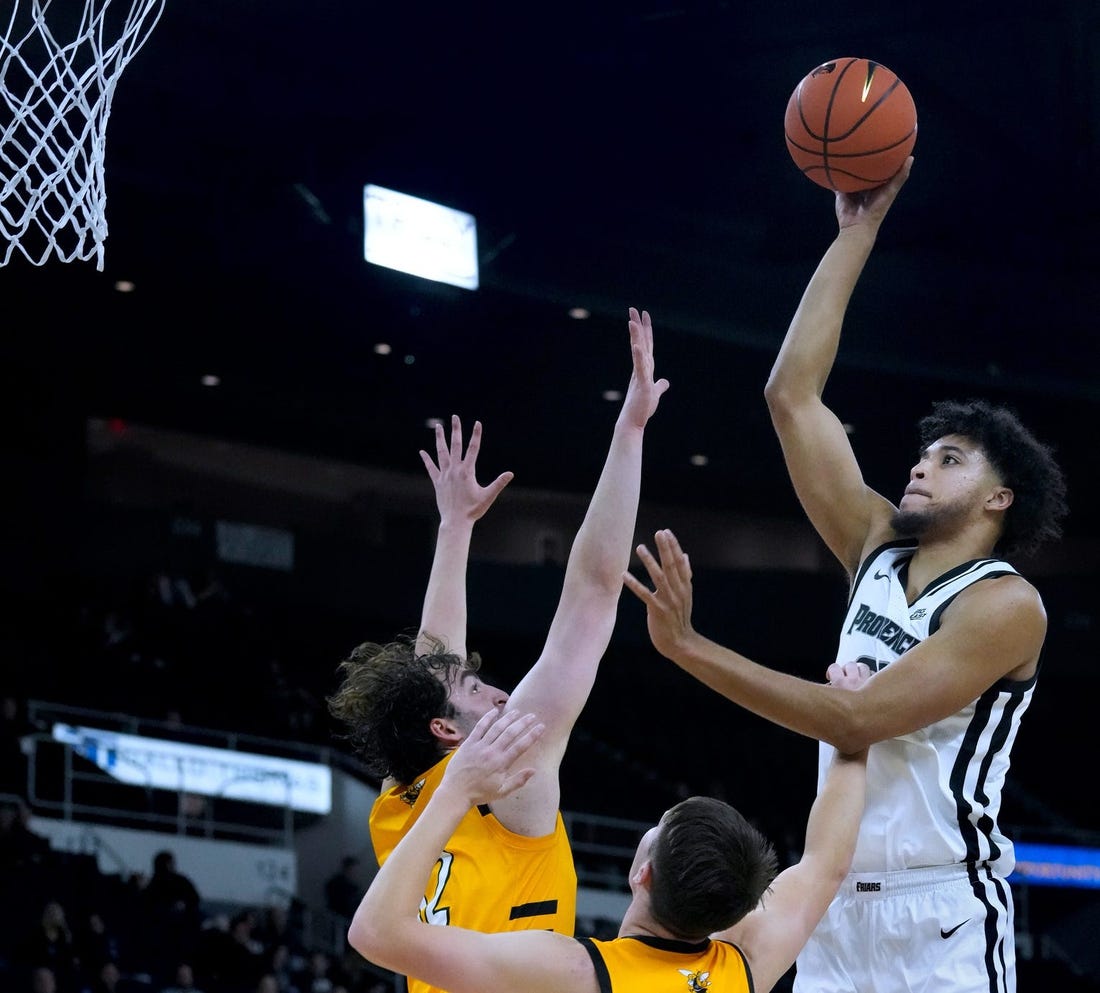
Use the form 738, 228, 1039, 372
370, 751, 577, 993
578, 934, 753, 993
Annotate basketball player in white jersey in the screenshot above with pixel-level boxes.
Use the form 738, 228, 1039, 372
624, 157, 1068, 993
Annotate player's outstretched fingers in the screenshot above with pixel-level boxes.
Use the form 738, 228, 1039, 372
464, 419, 483, 461
448, 413, 464, 459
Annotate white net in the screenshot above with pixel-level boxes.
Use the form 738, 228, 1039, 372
0, 0, 165, 269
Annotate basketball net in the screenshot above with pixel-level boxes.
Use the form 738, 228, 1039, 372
0, 0, 165, 270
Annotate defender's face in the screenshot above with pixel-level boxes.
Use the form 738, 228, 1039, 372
445, 668, 509, 737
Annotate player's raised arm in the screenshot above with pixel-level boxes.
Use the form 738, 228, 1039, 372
505, 308, 667, 784
763, 160, 912, 575
415, 416, 513, 658
718, 744, 868, 992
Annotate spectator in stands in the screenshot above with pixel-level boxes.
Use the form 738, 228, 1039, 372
0, 795, 51, 871
141, 851, 203, 975
84, 960, 122, 993
73, 911, 122, 983
322, 857, 361, 921
193, 913, 230, 988
292, 951, 340, 993
262, 944, 300, 993
158, 963, 204, 993
19, 901, 80, 993
253, 904, 305, 961
203, 910, 265, 993
30, 966, 58, 993
144, 851, 202, 927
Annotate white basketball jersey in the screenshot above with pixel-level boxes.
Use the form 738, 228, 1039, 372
820, 540, 1037, 875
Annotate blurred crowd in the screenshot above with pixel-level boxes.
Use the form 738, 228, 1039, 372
0, 795, 392, 993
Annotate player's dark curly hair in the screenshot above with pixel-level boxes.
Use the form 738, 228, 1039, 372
326, 633, 480, 785
648, 796, 778, 941
918, 399, 1068, 560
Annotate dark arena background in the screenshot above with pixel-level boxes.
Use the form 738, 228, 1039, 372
2, 2, 1098, 992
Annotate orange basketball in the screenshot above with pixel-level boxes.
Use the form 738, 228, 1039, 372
784, 57, 917, 192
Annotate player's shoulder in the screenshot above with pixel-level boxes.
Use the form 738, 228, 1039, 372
951, 569, 1046, 621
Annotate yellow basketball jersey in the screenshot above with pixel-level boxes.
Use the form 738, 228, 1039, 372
370, 751, 577, 993
578, 934, 752, 993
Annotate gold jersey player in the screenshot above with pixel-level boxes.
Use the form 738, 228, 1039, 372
329, 308, 668, 992
625, 159, 1068, 993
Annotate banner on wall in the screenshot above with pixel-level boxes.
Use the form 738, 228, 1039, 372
52, 724, 331, 814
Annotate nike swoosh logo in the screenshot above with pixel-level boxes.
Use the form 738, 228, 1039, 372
940, 919, 970, 939
874, 570, 890, 581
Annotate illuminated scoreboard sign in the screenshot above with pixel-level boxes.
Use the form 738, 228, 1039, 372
52, 724, 332, 814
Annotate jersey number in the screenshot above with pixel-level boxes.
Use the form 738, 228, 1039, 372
419, 850, 454, 925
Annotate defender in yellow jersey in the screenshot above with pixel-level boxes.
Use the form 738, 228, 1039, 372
370, 749, 576, 938
330, 308, 668, 992
349, 705, 869, 993
577, 933, 752, 993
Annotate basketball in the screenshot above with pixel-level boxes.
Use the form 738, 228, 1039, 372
784, 57, 917, 193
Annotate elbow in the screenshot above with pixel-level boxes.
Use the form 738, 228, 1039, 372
830, 727, 873, 755
763, 376, 800, 428
830, 848, 857, 889
347, 914, 385, 967
346, 919, 370, 959
763, 373, 784, 411
827, 713, 881, 753
764, 367, 827, 425
825, 704, 880, 755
